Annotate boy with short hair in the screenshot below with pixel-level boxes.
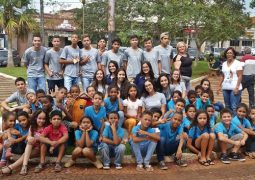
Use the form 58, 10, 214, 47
99, 112, 126, 170
214, 108, 248, 164
164, 98, 186, 119
84, 92, 107, 133
157, 112, 187, 170
131, 111, 160, 172
196, 89, 211, 110
25, 91, 43, 114
123, 35, 144, 82
35, 110, 68, 172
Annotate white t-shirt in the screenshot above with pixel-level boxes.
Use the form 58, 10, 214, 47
123, 98, 142, 117
222, 60, 243, 90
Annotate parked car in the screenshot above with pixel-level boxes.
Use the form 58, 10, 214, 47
187, 48, 205, 61
0, 49, 21, 67
251, 47, 255, 55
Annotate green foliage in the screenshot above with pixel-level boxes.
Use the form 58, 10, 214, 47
251, 0, 255, 8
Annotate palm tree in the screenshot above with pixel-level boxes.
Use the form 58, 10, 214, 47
0, 0, 38, 67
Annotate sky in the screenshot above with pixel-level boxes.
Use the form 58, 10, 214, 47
31, 0, 255, 16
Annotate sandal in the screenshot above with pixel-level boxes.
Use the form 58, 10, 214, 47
207, 160, 215, 165
199, 160, 209, 166
54, 163, 62, 172
20, 165, 28, 176
1, 166, 12, 175
34, 163, 45, 173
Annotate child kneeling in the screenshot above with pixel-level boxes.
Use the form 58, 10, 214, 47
65, 116, 102, 169
35, 110, 68, 173
131, 111, 160, 172
99, 112, 126, 170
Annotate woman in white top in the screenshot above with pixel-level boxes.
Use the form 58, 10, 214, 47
217, 47, 243, 112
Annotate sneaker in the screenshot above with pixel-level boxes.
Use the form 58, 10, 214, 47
103, 164, 110, 170
91, 159, 103, 169
159, 161, 168, 170
145, 164, 154, 172
34, 163, 45, 173
0, 160, 6, 167
229, 152, 243, 161
115, 164, 122, 170
136, 164, 144, 171
237, 153, 246, 162
220, 153, 230, 164
174, 157, 187, 167
54, 163, 62, 172
64, 159, 75, 168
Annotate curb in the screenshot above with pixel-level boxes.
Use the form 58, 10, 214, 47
190, 75, 208, 84
12, 153, 199, 165
0, 72, 17, 80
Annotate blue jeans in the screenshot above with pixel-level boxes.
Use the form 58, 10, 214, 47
118, 111, 125, 128
156, 136, 180, 162
222, 90, 241, 113
242, 75, 255, 107
131, 140, 157, 165
98, 143, 126, 166
64, 75, 78, 91
81, 77, 93, 92
47, 79, 64, 93
27, 77, 46, 92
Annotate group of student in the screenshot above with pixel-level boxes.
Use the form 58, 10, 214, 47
0, 32, 255, 176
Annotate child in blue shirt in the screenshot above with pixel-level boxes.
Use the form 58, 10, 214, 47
131, 111, 160, 172
246, 107, 255, 158
185, 90, 197, 107
84, 92, 106, 133
167, 90, 182, 111
157, 112, 187, 170
104, 85, 124, 127
12, 111, 30, 154
182, 104, 196, 133
214, 108, 248, 164
99, 112, 126, 170
195, 89, 210, 110
187, 110, 215, 166
164, 98, 185, 119
64, 116, 102, 169
206, 105, 217, 129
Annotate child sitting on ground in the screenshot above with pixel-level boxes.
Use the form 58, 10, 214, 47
246, 107, 255, 158
35, 110, 68, 173
206, 105, 217, 129
65, 116, 102, 169
99, 111, 126, 170
131, 111, 160, 172
167, 90, 182, 111
195, 89, 211, 110
25, 91, 43, 114
214, 108, 247, 164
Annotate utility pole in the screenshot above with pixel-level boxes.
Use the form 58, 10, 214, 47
108, 0, 115, 49
40, 0, 45, 45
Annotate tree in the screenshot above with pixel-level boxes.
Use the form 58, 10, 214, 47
251, 0, 255, 8
0, 0, 38, 67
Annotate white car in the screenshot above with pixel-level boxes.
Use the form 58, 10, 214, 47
251, 47, 255, 55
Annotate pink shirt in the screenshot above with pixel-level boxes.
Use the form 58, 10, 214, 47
42, 124, 68, 141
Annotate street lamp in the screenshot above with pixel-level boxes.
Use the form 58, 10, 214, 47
80, 0, 86, 35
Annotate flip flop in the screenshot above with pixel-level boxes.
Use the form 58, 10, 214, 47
199, 160, 209, 166
207, 160, 215, 165
0, 166, 12, 175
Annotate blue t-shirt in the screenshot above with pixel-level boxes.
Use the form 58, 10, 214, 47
158, 122, 182, 142
84, 106, 106, 131
182, 117, 192, 129
75, 129, 98, 150
232, 116, 252, 129
167, 100, 175, 111
104, 97, 123, 114
131, 125, 155, 145
188, 125, 211, 140
15, 123, 29, 137
195, 98, 210, 110
214, 122, 242, 138
102, 125, 125, 141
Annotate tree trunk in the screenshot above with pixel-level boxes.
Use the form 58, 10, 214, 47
40, 0, 45, 46
7, 36, 14, 67
108, 0, 115, 50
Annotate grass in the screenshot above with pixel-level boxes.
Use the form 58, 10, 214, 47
191, 61, 209, 79
0, 66, 27, 79
0, 61, 209, 80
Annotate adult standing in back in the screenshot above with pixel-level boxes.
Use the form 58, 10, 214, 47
173, 41, 193, 91
217, 47, 243, 113
44, 35, 64, 93
59, 34, 80, 91
23, 34, 47, 92
79, 34, 100, 92
154, 32, 173, 77
240, 47, 255, 108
